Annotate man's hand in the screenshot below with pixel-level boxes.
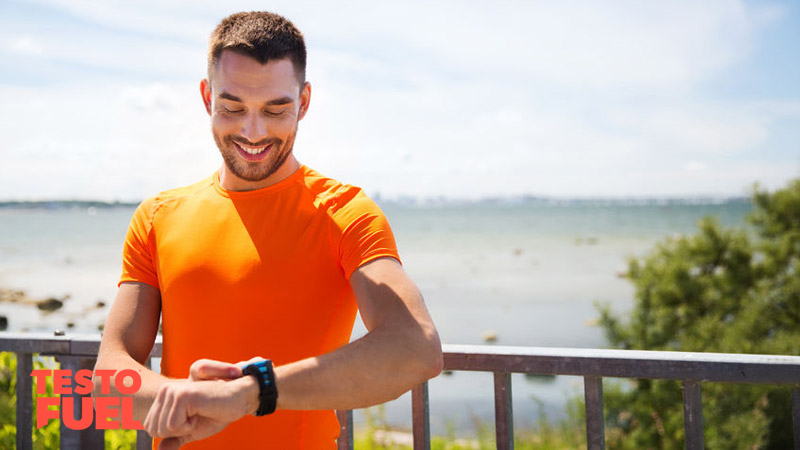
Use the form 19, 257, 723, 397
187, 359, 245, 381
144, 358, 261, 449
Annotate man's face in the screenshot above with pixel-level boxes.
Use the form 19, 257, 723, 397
201, 51, 310, 190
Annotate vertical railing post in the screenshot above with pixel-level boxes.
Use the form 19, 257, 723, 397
57, 355, 105, 450
792, 387, 800, 450
16, 352, 33, 450
683, 380, 704, 450
584, 376, 605, 450
494, 372, 514, 450
412, 382, 431, 450
136, 356, 154, 450
336, 409, 353, 450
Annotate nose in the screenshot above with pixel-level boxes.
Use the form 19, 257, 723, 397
240, 111, 269, 144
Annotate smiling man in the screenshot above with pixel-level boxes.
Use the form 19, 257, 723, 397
94, 11, 442, 450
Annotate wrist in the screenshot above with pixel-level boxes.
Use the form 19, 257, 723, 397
242, 359, 279, 415
233, 374, 260, 416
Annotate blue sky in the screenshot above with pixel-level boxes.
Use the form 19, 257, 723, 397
1, 0, 798, 200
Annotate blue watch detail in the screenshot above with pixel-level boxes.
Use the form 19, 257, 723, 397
242, 359, 278, 416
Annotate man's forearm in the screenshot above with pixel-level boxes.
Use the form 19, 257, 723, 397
270, 321, 442, 411
93, 350, 169, 421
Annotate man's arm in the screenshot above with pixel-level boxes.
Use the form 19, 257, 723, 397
272, 256, 442, 410
144, 257, 442, 442
93, 282, 166, 420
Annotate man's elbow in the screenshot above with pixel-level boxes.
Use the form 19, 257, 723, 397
425, 344, 444, 380
416, 333, 443, 381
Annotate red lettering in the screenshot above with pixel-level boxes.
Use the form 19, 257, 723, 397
30, 370, 51, 395
120, 397, 143, 430
53, 369, 71, 395
74, 369, 93, 395
115, 369, 141, 395
62, 396, 94, 430
94, 369, 115, 395
36, 396, 59, 428
94, 396, 120, 429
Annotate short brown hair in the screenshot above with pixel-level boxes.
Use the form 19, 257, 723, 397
208, 11, 306, 83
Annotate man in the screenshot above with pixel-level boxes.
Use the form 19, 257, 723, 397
94, 11, 442, 450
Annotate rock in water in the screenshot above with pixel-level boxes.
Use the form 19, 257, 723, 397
481, 330, 498, 343
37, 298, 64, 312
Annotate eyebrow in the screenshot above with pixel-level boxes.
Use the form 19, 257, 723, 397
217, 92, 294, 106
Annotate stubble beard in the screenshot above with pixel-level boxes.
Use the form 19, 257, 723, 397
214, 128, 297, 183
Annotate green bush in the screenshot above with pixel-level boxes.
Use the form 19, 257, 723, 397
598, 179, 800, 449
0, 351, 60, 449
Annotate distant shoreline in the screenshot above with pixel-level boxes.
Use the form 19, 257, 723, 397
0, 197, 751, 209
0, 200, 139, 210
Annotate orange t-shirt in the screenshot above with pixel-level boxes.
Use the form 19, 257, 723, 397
119, 165, 400, 449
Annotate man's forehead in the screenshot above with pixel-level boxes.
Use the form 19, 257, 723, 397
211, 51, 301, 97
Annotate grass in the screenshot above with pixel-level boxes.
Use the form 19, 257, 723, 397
352, 401, 588, 450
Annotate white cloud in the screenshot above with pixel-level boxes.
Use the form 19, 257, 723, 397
685, 162, 708, 173
7, 36, 44, 55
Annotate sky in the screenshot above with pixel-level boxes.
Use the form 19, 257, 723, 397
1, 0, 798, 201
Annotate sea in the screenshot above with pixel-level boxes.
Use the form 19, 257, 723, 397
0, 198, 752, 435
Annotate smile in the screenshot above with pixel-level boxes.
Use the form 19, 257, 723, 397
233, 141, 273, 161
236, 142, 269, 155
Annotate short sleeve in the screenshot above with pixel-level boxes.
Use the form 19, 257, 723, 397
332, 189, 400, 279
119, 197, 160, 289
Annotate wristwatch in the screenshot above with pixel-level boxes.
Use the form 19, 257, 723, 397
242, 359, 278, 416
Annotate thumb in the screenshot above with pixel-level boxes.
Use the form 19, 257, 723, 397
189, 359, 242, 381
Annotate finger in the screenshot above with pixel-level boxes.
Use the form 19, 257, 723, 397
165, 393, 193, 436
156, 386, 179, 437
144, 384, 166, 436
189, 359, 242, 381
235, 356, 265, 369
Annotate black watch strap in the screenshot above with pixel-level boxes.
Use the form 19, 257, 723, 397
242, 359, 278, 416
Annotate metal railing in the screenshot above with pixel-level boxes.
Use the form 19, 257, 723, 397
3, 332, 800, 449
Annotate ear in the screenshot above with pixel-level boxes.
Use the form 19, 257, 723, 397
297, 81, 311, 121
200, 79, 212, 115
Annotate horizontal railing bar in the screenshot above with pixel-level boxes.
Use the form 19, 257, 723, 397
4, 334, 796, 384
442, 344, 800, 384
2, 335, 798, 384
0, 332, 162, 356
0, 332, 71, 354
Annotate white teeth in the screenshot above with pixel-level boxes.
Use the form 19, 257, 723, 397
238, 143, 267, 155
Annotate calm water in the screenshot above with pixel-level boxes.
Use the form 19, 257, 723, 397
0, 198, 752, 433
